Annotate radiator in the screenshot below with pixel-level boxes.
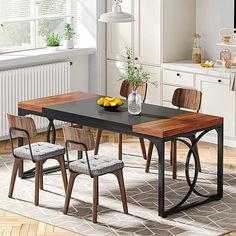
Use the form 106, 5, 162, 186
0, 62, 71, 139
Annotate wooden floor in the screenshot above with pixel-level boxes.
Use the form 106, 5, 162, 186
1, 128, 236, 236
0, 209, 79, 236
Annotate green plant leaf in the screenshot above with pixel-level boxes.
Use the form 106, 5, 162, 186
46, 32, 61, 46
119, 47, 157, 90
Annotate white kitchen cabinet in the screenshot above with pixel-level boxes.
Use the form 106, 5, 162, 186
133, 0, 161, 65
107, 0, 161, 65
162, 69, 195, 88
196, 75, 236, 138
162, 69, 196, 106
143, 65, 161, 105
107, 60, 161, 105
106, 0, 195, 106
106, 60, 125, 98
106, 0, 133, 61
106, 0, 195, 65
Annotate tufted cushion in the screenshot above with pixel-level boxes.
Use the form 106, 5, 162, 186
69, 155, 124, 176
13, 142, 65, 161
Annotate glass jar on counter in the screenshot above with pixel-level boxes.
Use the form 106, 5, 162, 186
192, 47, 201, 64
220, 49, 231, 60
192, 33, 201, 64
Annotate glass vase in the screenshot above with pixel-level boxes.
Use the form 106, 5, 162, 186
128, 90, 142, 115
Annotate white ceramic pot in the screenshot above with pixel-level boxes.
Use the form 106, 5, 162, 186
64, 39, 74, 49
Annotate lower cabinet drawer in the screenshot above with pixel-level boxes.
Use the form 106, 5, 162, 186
163, 69, 194, 87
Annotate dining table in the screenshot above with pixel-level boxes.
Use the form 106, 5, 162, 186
17, 91, 224, 218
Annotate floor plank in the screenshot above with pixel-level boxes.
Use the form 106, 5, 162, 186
0, 210, 80, 236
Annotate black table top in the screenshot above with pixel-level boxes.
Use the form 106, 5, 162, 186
43, 97, 188, 134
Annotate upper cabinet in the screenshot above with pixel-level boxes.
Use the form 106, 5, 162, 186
106, 0, 196, 65
133, 0, 161, 65
106, 0, 133, 61
107, 0, 161, 66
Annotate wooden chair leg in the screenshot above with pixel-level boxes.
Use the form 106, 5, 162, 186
35, 161, 41, 206
145, 142, 154, 173
189, 135, 202, 172
8, 158, 21, 198
170, 141, 177, 179
94, 129, 102, 155
63, 172, 78, 215
139, 138, 147, 160
118, 133, 122, 160
113, 169, 128, 214
39, 162, 43, 190
55, 156, 68, 192
170, 142, 173, 166
92, 176, 99, 223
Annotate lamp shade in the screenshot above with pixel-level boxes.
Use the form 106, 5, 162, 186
99, 0, 134, 23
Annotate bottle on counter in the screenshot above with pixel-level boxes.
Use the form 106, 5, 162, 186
220, 49, 232, 68
192, 33, 201, 64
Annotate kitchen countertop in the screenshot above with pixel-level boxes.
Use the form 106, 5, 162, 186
162, 60, 236, 79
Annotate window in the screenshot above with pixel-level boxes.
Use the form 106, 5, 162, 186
0, 0, 76, 53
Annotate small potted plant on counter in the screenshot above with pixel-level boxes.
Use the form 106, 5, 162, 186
46, 33, 61, 50
64, 23, 75, 49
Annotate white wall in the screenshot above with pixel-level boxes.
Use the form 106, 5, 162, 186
70, 55, 89, 92
77, 0, 106, 94
196, 0, 234, 60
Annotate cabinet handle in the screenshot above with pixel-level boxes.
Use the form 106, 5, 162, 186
177, 73, 181, 77
218, 79, 222, 83
135, 57, 138, 60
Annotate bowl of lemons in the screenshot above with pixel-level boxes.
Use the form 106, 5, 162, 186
97, 97, 123, 111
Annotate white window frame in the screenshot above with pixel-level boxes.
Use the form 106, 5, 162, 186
0, 0, 75, 53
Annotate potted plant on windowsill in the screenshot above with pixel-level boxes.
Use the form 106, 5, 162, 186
46, 33, 61, 50
64, 23, 75, 49
120, 48, 156, 115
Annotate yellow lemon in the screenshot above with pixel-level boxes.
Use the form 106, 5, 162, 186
103, 101, 110, 107
110, 101, 117, 106
116, 99, 123, 106
105, 97, 115, 102
97, 97, 105, 106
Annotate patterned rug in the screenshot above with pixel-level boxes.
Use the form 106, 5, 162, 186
0, 143, 235, 236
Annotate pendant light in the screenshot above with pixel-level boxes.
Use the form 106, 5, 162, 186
99, 0, 134, 23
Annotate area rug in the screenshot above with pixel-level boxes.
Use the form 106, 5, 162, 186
0, 143, 236, 236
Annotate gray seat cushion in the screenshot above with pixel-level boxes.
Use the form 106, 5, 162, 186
69, 155, 124, 176
13, 142, 65, 161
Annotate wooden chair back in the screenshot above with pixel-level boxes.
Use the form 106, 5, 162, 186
120, 81, 147, 103
63, 126, 95, 151
172, 88, 202, 112
7, 114, 37, 138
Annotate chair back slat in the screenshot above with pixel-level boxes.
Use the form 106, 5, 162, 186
172, 88, 202, 112
120, 81, 147, 103
63, 126, 95, 151
7, 114, 37, 138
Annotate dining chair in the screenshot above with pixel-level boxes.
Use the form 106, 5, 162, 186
145, 88, 202, 179
63, 126, 128, 223
94, 80, 148, 161
7, 114, 68, 206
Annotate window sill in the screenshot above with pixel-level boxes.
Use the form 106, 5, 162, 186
0, 46, 96, 70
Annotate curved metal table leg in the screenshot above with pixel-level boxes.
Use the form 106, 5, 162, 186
47, 119, 56, 144
150, 124, 224, 217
